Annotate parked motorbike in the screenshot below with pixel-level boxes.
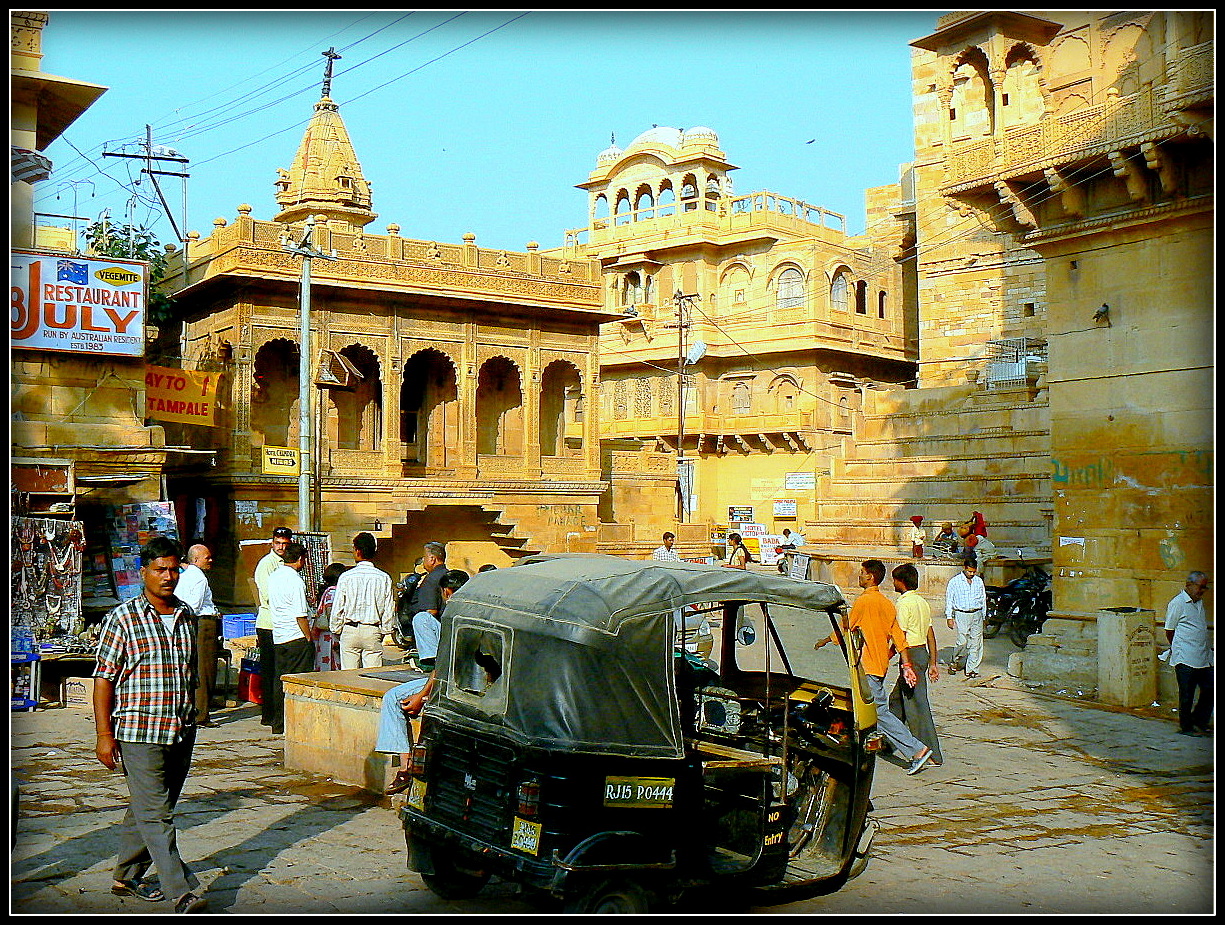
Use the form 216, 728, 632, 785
984, 564, 1051, 648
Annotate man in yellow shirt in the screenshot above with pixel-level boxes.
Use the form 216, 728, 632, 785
888, 563, 943, 766
817, 560, 934, 775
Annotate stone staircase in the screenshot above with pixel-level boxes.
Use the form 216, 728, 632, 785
806, 383, 1052, 556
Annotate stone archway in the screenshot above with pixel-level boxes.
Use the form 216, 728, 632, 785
400, 348, 458, 471
250, 338, 300, 447
476, 356, 523, 456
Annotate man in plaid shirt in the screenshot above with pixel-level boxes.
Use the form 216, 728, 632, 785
93, 536, 208, 914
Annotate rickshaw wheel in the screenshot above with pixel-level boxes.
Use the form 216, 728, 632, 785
563, 878, 651, 914
420, 845, 491, 900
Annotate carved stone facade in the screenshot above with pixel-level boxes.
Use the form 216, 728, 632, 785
557, 126, 918, 532
159, 84, 620, 600
909, 11, 1214, 689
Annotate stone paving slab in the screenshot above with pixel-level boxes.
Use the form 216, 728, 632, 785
10, 637, 1213, 915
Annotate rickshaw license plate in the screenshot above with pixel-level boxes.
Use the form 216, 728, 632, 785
406, 778, 426, 811
511, 816, 542, 856
603, 776, 675, 809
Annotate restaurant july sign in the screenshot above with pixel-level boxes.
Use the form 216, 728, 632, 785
11, 250, 147, 357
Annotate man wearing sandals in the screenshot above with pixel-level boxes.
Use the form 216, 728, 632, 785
93, 536, 208, 914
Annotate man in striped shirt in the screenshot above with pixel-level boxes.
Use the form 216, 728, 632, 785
93, 536, 208, 914
945, 556, 987, 678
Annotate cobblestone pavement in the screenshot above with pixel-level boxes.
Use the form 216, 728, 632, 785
11, 637, 1214, 915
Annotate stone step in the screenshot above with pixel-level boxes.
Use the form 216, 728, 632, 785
849, 431, 1050, 459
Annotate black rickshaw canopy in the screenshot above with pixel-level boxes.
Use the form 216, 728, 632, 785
431, 555, 846, 759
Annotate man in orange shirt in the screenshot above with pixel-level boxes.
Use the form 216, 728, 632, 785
818, 559, 935, 775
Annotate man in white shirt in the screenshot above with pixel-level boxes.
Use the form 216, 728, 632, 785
254, 526, 292, 727
330, 532, 396, 669
177, 544, 221, 726
781, 528, 806, 548
945, 556, 987, 679
652, 532, 682, 562
1165, 571, 1213, 736
267, 541, 315, 735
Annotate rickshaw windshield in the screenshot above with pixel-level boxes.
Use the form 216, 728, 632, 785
723, 602, 847, 681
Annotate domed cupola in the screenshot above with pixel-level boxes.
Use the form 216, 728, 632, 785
596, 132, 623, 167
682, 126, 720, 147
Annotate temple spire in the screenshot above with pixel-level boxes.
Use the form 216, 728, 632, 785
272, 52, 376, 231
321, 47, 341, 99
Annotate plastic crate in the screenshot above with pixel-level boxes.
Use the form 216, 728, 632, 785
237, 657, 262, 705
223, 613, 258, 639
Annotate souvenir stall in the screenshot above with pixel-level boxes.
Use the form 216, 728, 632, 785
11, 516, 87, 710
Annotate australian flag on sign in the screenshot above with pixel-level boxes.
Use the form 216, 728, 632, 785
57, 260, 88, 285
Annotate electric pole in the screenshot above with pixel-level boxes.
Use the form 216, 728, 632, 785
282, 215, 337, 532
673, 290, 701, 523
102, 127, 189, 246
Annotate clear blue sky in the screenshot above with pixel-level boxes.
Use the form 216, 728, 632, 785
38, 10, 943, 253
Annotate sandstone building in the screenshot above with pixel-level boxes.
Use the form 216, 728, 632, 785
555, 126, 919, 555
904, 10, 1213, 686
159, 79, 620, 601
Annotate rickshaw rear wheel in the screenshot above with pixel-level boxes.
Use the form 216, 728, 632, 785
562, 878, 651, 914
420, 844, 491, 900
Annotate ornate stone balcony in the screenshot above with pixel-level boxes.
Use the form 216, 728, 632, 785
167, 212, 607, 315
943, 86, 1186, 192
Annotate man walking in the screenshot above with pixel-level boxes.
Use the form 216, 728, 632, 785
816, 560, 934, 774
330, 532, 396, 669
93, 536, 208, 914
652, 532, 682, 561
176, 544, 221, 727
267, 542, 316, 735
945, 556, 987, 679
254, 526, 292, 727
889, 563, 943, 766
1165, 571, 1213, 736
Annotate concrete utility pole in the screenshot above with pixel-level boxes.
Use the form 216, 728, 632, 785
282, 215, 336, 532
673, 291, 701, 523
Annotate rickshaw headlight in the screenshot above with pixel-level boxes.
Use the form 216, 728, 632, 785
863, 732, 886, 753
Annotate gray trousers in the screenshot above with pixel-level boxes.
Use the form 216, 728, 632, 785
865, 673, 927, 761
113, 730, 199, 901
890, 646, 942, 763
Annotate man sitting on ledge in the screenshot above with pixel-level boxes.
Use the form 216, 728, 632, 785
375, 569, 470, 795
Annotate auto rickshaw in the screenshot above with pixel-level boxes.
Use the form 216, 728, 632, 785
400, 554, 881, 912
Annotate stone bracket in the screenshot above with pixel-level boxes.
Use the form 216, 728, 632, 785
1108, 149, 1150, 202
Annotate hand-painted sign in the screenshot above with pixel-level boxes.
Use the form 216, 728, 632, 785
145, 365, 218, 426
262, 446, 300, 476
11, 250, 147, 356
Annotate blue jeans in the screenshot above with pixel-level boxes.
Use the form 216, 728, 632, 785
375, 678, 429, 754
865, 673, 927, 761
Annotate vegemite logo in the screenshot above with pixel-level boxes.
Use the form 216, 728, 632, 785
94, 266, 142, 286
57, 260, 88, 284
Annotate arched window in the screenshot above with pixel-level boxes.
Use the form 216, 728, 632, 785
634, 186, 655, 220
680, 175, 699, 212
705, 177, 720, 211
476, 357, 523, 456
614, 190, 632, 226
830, 270, 850, 312
878, 290, 887, 319
776, 267, 805, 310
855, 280, 868, 315
657, 182, 676, 217
593, 194, 610, 222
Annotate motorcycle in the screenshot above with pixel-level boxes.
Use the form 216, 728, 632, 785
984, 564, 1051, 648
